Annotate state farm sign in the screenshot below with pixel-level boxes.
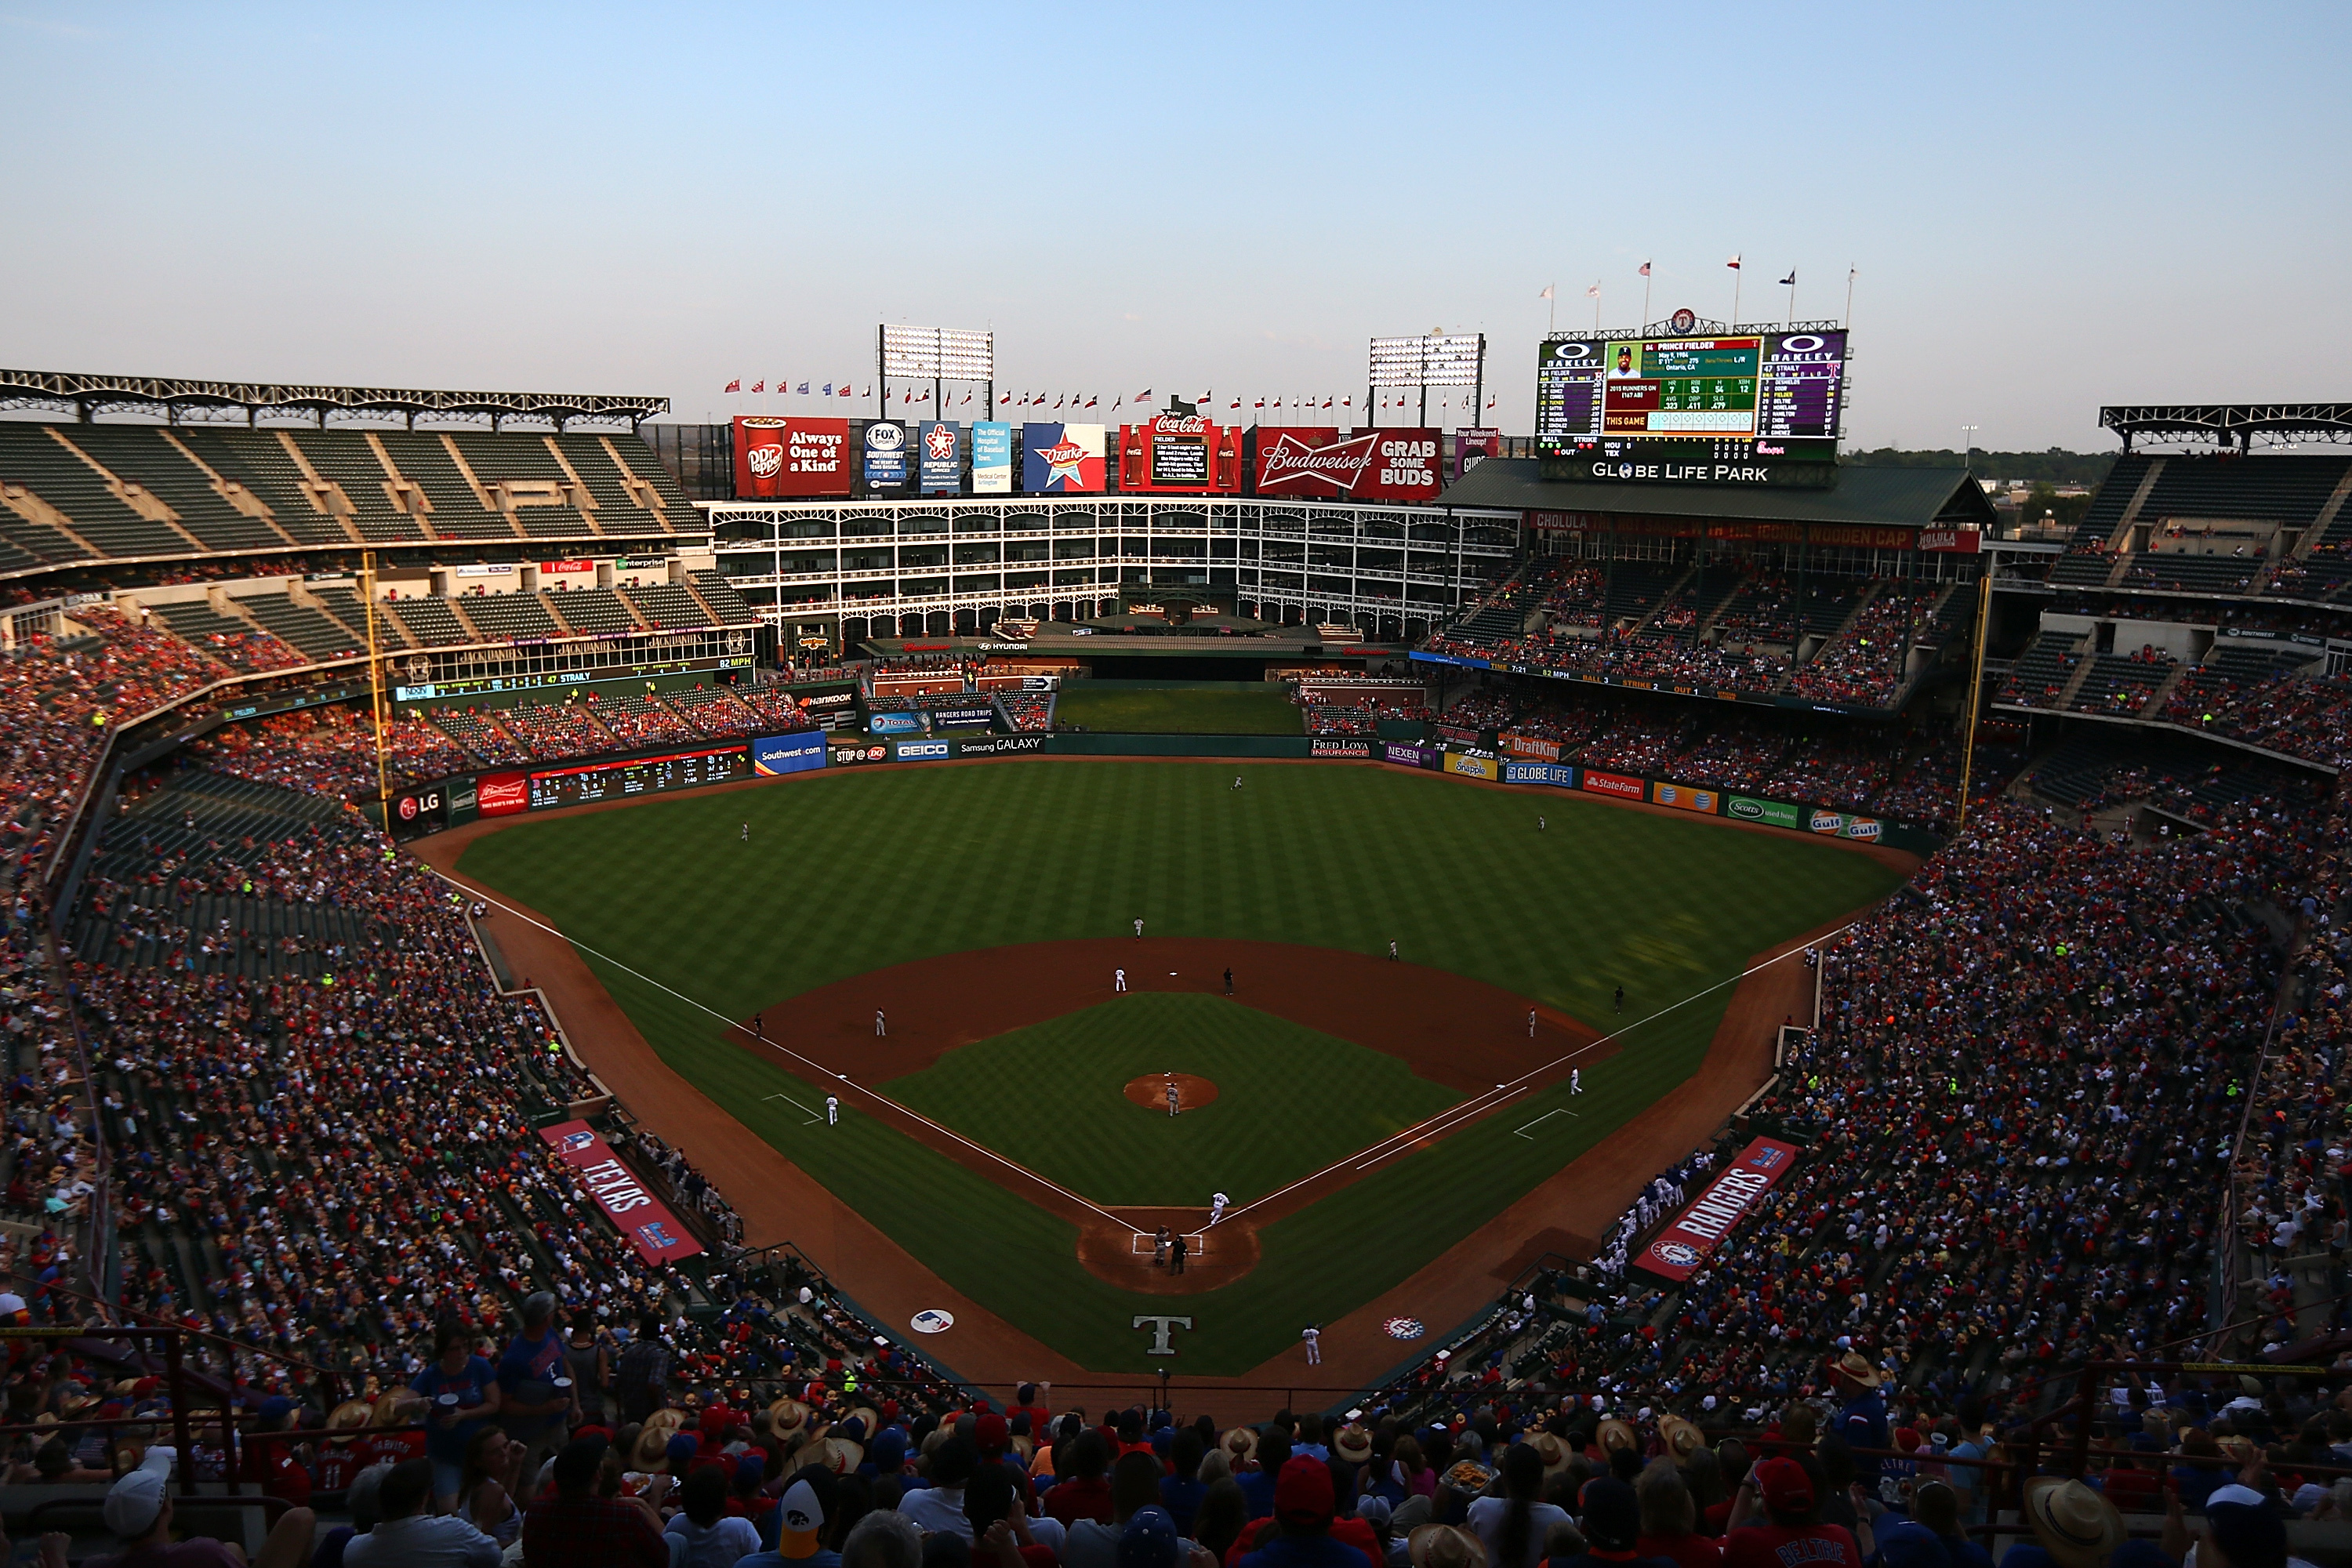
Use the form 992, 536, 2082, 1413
1254, 426, 1444, 501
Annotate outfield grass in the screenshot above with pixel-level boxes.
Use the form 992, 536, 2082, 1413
882, 993, 1461, 1207
458, 760, 1904, 1372
1052, 681, 1304, 735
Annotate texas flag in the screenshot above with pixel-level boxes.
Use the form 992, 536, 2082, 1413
1726, 256, 1742, 270
840, 383, 854, 397
724, 379, 742, 394
750, 380, 764, 394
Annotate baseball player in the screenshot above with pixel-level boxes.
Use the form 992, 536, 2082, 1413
826, 1094, 839, 1125
874, 1009, 887, 1036
1134, 917, 1144, 940
1538, 815, 1546, 831
1232, 775, 1242, 791
1164, 1076, 1179, 1117
1153, 1226, 1171, 1269
1208, 1191, 1229, 1226
1527, 1007, 1537, 1037
1388, 939, 1399, 961
1222, 967, 1233, 996
741, 822, 749, 841
1570, 1069, 1582, 1095
1301, 1325, 1321, 1366
1115, 967, 1127, 993
1613, 985, 1624, 1014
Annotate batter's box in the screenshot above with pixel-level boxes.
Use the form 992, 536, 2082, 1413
1127, 1231, 1209, 1257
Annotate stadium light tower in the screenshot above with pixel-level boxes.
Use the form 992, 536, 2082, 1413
879, 325, 995, 422
1367, 333, 1484, 428
1960, 425, 1980, 470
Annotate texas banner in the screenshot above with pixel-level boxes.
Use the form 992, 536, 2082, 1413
539, 1121, 704, 1265
1252, 426, 1444, 501
1022, 423, 1105, 493
1634, 1136, 1801, 1282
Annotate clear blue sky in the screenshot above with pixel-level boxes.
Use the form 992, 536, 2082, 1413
2, 1, 2344, 452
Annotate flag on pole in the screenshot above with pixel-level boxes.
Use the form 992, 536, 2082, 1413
1638, 261, 1651, 277
1778, 270, 1796, 286
1586, 282, 1600, 298
1321, 396, 1333, 408
724, 379, 742, 394
861, 385, 873, 397
822, 383, 833, 396
1341, 394, 1351, 407
1135, 387, 1151, 402
1254, 397, 1265, 408
1085, 395, 1098, 408
1538, 284, 1554, 299
1229, 397, 1240, 408
750, 380, 764, 394
1486, 394, 1497, 408
840, 383, 853, 397
1725, 256, 1741, 270
797, 382, 811, 394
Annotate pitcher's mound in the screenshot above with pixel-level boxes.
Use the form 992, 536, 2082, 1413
1123, 1073, 1218, 1112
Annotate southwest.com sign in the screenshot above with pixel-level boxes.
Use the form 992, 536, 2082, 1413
753, 731, 826, 776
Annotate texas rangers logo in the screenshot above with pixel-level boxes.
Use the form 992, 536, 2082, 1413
636, 1221, 681, 1250
1033, 437, 1091, 488
557, 1131, 597, 1153
1747, 1145, 1788, 1171
1382, 1316, 1426, 1340
924, 424, 957, 460
1650, 1240, 1703, 1269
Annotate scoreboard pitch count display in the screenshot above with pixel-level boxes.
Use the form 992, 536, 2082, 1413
1536, 328, 1847, 471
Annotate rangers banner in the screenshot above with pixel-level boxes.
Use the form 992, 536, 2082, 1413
733, 416, 851, 498
1636, 1137, 1800, 1282
918, 421, 961, 495
539, 1121, 703, 1265
1120, 414, 1243, 494
1253, 426, 1444, 501
1022, 422, 1106, 493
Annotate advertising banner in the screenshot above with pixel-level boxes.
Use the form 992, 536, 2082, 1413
953, 734, 1050, 757
753, 731, 827, 776
863, 421, 909, 489
1252, 426, 1444, 501
1500, 731, 1562, 762
1022, 423, 1106, 493
1650, 781, 1720, 814
927, 704, 996, 730
1918, 528, 1982, 554
539, 1121, 703, 1266
1456, 426, 1503, 481
392, 783, 447, 831
1806, 809, 1885, 841
829, 741, 891, 766
732, 416, 851, 498
478, 771, 529, 818
1119, 414, 1243, 494
1443, 750, 1499, 781
1309, 739, 1374, 758
866, 711, 927, 735
919, 421, 961, 495
445, 777, 478, 827
892, 738, 952, 760
971, 422, 1013, 495
1635, 1137, 1801, 1282
1410, 648, 1491, 671
1581, 769, 1646, 800
1726, 795, 1802, 829
1504, 761, 1577, 787
1382, 741, 1439, 768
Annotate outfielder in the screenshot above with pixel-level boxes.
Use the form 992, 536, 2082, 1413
1134, 917, 1145, 940
826, 1094, 839, 1125
1115, 967, 1127, 993
874, 1009, 887, 1036
1301, 1324, 1321, 1366
1571, 1069, 1582, 1095
1208, 1191, 1229, 1226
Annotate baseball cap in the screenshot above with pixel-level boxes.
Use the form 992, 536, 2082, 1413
1276, 1454, 1336, 1527
975, 1413, 1009, 1454
1874, 1521, 1951, 1568
1579, 1477, 1640, 1552
776, 1477, 826, 1559
1119, 1504, 1182, 1568
1750, 1456, 1814, 1515
103, 1446, 176, 1537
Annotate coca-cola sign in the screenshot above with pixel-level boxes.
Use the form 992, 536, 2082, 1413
1253, 426, 1444, 501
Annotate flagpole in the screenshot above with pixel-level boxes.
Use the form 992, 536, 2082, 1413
1730, 267, 1741, 329
1845, 266, 1857, 328
1547, 284, 1555, 332
1592, 285, 1601, 332
1787, 275, 1797, 325
1642, 267, 1653, 330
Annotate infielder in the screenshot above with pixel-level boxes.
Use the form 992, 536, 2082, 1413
826, 1094, 839, 1125
1570, 1069, 1582, 1095
1301, 1325, 1321, 1366
1134, 917, 1144, 940
1164, 1076, 1179, 1117
874, 1009, 887, 1036
1208, 1191, 1229, 1226
1388, 939, 1399, 961
1115, 967, 1127, 993
1527, 1007, 1537, 1037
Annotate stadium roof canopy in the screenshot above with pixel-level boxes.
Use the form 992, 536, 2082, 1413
1436, 459, 1995, 529
2100, 403, 2352, 452
0, 368, 668, 430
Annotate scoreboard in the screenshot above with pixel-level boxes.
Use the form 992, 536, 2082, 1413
1537, 326, 1847, 477
527, 744, 751, 809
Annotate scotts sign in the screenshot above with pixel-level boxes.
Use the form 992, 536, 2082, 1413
1253, 427, 1444, 500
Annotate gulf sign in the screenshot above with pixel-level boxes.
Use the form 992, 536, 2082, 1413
733, 416, 851, 498
1581, 769, 1646, 800
1022, 423, 1105, 493
1635, 1137, 1802, 1282
753, 731, 826, 777
1252, 427, 1443, 501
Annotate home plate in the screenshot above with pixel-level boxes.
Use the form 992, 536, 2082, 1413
1128, 1231, 1210, 1255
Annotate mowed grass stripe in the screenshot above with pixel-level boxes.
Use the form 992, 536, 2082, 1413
461, 760, 1902, 1372
882, 994, 1461, 1208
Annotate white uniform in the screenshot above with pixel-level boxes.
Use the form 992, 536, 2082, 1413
874, 1010, 886, 1036
1570, 1069, 1582, 1094
1134, 917, 1144, 938
1302, 1326, 1321, 1365
1115, 967, 1127, 993
826, 1095, 839, 1125
1527, 1008, 1537, 1036
1165, 1080, 1179, 1117
1208, 1191, 1229, 1226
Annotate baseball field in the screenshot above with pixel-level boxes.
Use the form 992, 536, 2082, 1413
452, 759, 1904, 1376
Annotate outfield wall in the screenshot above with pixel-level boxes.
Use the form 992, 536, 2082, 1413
386, 728, 1940, 854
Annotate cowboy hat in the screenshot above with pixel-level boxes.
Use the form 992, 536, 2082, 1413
370, 1391, 406, 1426
1529, 1432, 1572, 1474
806, 1435, 864, 1475
325, 1399, 374, 1445
846, 1405, 881, 1436
1828, 1352, 1881, 1389
1408, 1524, 1490, 1568
1657, 1414, 1704, 1461
1596, 1418, 1638, 1454
2022, 1478, 2125, 1568
1334, 1426, 1374, 1465
1221, 1427, 1259, 1461
768, 1396, 812, 1434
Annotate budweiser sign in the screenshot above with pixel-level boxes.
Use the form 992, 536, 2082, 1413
1252, 426, 1444, 501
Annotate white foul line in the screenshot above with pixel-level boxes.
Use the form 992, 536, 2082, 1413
1515, 1108, 1577, 1138
425, 868, 1132, 1227
763, 1092, 823, 1126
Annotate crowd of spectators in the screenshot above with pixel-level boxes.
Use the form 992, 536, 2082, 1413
426, 708, 534, 768
191, 706, 471, 802
585, 692, 700, 750
1789, 591, 1947, 707
492, 702, 617, 762
664, 686, 771, 739
2165, 663, 2352, 774
1000, 692, 1054, 731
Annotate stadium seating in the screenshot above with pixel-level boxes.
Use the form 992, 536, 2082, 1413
383, 593, 474, 647
541, 584, 640, 633
586, 691, 699, 747
1995, 630, 2085, 708
427, 706, 532, 764
691, 566, 760, 622
452, 590, 562, 641
662, 684, 767, 737
229, 590, 365, 662
620, 580, 718, 630
496, 698, 615, 759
